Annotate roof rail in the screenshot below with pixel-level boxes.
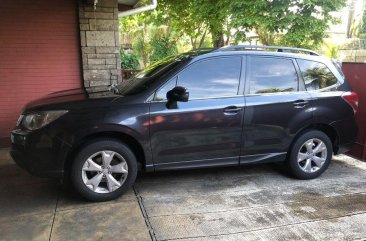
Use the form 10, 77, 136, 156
216, 45, 320, 56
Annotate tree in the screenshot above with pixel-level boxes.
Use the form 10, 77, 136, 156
155, 0, 345, 49
230, 0, 345, 49
120, 0, 346, 54
120, 13, 178, 66
194, 0, 233, 47
360, 3, 366, 38
151, 0, 211, 49
346, 0, 356, 38
154, 0, 235, 48
120, 50, 140, 69
150, 27, 178, 62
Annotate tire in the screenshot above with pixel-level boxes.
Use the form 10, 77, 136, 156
287, 130, 332, 180
70, 139, 137, 202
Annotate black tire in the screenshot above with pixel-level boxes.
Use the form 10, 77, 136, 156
70, 139, 137, 202
287, 130, 333, 180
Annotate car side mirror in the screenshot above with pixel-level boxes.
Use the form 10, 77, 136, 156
166, 86, 189, 102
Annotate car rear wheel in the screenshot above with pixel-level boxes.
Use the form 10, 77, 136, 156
71, 139, 137, 202
287, 130, 332, 179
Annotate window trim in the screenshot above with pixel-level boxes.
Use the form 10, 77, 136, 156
150, 56, 244, 102
151, 94, 244, 103
244, 56, 301, 96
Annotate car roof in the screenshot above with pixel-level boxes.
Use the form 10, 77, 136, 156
197, 50, 328, 61
188, 46, 330, 63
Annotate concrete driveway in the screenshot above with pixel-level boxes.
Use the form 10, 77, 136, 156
0, 148, 366, 241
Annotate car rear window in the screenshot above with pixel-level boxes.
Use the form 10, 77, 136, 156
297, 59, 338, 91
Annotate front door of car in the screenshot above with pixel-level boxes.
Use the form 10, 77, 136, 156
149, 56, 245, 170
241, 56, 313, 163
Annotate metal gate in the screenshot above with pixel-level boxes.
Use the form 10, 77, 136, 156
342, 63, 366, 161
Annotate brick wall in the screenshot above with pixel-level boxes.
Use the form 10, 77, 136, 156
340, 50, 366, 63
79, 0, 122, 90
0, 0, 82, 147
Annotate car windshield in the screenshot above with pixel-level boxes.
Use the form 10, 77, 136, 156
116, 49, 213, 96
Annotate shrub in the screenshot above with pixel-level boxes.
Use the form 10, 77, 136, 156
120, 50, 140, 70
150, 36, 177, 63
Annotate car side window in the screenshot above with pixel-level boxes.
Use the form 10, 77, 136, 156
297, 59, 338, 91
247, 57, 299, 94
154, 77, 177, 101
176, 57, 241, 99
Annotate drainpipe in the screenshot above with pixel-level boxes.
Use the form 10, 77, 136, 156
118, 0, 158, 18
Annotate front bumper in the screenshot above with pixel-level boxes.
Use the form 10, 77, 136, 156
10, 129, 70, 178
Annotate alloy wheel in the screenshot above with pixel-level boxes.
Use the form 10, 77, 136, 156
297, 138, 328, 173
81, 150, 128, 193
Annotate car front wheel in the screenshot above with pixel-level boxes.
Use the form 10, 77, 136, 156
287, 130, 332, 180
71, 139, 137, 202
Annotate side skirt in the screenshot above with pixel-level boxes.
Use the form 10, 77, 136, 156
153, 157, 238, 172
240, 152, 287, 165
147, 152, 288, 172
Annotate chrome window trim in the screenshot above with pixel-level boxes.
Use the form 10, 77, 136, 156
245, 90, 310, 97
150, 94, 244, 103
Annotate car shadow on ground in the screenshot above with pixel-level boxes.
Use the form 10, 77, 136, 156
0, 158, 290, 211
2, 149, 366, 241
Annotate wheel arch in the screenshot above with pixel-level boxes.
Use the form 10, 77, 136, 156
64, 131, 148, 176
292, 123, 340, 155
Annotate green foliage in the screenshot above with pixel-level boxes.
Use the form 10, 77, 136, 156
134, 30, 151, 67
120, 13, 179, 67
230, 0, 345, 49
195, 0, 233, 47
323, 42, 339, 59
119, 0, 346, 59
360, 8, 366, 36
150, 35, 177, 63
120, 50, 140, 70
151, 0, 209, 49
146, 0, 346, 49
155, 0, 234, 48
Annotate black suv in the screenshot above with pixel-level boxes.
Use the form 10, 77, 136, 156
11, 45, 358, 201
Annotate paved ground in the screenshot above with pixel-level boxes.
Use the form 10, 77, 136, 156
1, 148, 366, 241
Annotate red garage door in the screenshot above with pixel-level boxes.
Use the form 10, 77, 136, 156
0, 0, 81, 147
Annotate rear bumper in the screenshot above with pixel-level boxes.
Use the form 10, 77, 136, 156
10, 129, 70, 178
330, 118, 358, 155
336, 142, 355, 154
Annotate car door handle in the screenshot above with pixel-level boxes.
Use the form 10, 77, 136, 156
293, 100, 309, 108
223, 106, 242, 115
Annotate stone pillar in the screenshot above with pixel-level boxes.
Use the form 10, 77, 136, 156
79, 0, 121, 91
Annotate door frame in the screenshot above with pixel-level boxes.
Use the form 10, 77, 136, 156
148, 55, 247, 170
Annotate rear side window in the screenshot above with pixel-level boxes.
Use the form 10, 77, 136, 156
177, 57, 241, 99
247, 57, 299, 94
297, 59, 338, 91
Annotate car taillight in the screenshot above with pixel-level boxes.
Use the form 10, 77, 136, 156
342, 92, 359, 114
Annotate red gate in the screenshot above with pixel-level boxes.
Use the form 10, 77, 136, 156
342, 63, 366, 161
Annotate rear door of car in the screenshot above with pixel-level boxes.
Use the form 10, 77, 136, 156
295, 58, 349, 124
149, 56, 246, 170
296, 58, 358, 150
241, 55, 313, 163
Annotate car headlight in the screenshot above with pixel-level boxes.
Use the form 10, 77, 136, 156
20, 110, 68, 130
